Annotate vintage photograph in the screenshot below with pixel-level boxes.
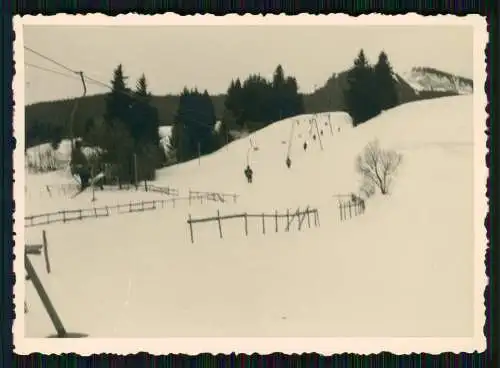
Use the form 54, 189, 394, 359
14, 14, 487, 354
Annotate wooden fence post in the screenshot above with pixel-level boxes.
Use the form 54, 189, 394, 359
93, 208, 97, 218
24, 254, 67, 337
286, 209, 290, 231
62, 211, 66, 223
144, 180, 148, 192
42, 230, 51, 274
349, 202, 352, 218
315, 209, 321, 227
339, 203, 343, 221
217, 210, 223, 239
189, 190, 192, 206
262, 213, 265, 234
79, 209, 83, 220
105, 206, 110, 216
233, 194, 237, 203
307, 208, 311, 228
129, 201, 132, 212
275, 210, 278, 232
188, 214, 194, 243
244, 213, 248, 236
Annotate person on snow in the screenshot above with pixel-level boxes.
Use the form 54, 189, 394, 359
286, 156, 292, 169
313, 134, 317, 141
70, 140, 91, 191
320, 130, 324, 136
244, 165, 253, 183
303, 142, 308, 151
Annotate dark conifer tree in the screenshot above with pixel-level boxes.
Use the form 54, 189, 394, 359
374, 51, 399, 111
344, 49, 380, 125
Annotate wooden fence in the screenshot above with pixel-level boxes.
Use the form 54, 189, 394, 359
339, 197, 366, 221
188, 190, 239, 204
24, 193, 231, 228
25, 206, 110, 227
33, 182, 179, 198
186, 206, 320, 243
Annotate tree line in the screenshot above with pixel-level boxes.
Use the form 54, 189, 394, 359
344, 49, 399, 125
70, 64, 164, 187
29, 50, 463, 186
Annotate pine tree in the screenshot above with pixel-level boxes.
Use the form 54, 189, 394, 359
373, 51, 399, 111
344, 49, 380, 125
104, 64, 134, 125
272, 64, 287, 121
170, 88, 218, 163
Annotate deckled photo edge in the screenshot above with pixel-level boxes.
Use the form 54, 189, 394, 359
12, 12, 488, 356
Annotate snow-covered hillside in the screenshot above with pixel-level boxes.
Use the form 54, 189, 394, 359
401, 67, 473, 95
158, 125, 173, 154
25, 139, 101, 172
22, 95, 481, 342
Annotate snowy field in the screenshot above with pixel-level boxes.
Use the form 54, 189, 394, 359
22, 95, 478, 338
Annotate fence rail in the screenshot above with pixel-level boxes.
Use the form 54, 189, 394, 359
34, 182, 179, 198
188, 189, 239, 204
24, 193, 230, 228
187, 206, 320, 243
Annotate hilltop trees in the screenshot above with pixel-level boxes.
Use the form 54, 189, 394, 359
71, 64, 162, 185
222, 65, 304, 133
344, 50, 380, 125
169, 88, 218, 163
374, 51, 399, 111
344, 50, 399, 126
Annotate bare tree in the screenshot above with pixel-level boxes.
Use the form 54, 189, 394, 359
356, 139, 402, 195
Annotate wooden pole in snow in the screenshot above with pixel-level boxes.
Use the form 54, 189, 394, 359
188, 214, 194, 243
25, 254, 67, 337
198, 142, 201, 166
217, 210, 223, 238
42, 230, 51, 274
133, 153, 138, 189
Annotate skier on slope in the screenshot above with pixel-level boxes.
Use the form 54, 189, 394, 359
70, 140, 91, 191
286, 156, 292, 169
244, 165, 254, 183
303, 142, 308, 151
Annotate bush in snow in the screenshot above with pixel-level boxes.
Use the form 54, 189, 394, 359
356, 139, 402, 195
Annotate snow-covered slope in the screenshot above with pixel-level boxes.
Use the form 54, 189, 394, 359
25, 139, 101, 172
401, 67, 473, 95
22, 96, 480, 340
158, 125, 173, 154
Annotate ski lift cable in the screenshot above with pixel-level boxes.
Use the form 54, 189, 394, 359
24, 47, 218, 133
24, 46, 79, 75
25, 63, 91, 83
286, 119, 296, 157
24, 46, 241, 136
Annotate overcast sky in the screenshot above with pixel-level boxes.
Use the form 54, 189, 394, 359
22, 25, 473, 105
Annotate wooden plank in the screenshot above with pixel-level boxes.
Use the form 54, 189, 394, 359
25, 244, 43, 255
42, 230, 51, 274
25, 254, 67, 337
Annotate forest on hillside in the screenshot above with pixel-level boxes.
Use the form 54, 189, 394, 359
25, 57, 463, 151
25, 50, 467, 188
